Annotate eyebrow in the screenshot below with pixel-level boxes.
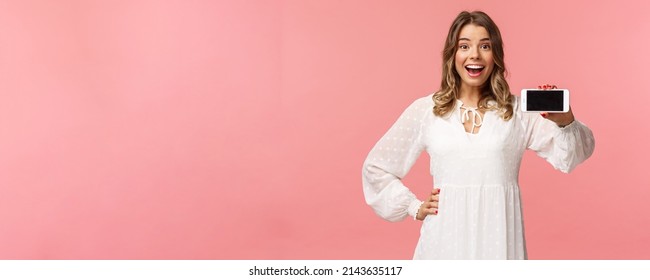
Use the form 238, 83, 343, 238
458, 38, 491, 42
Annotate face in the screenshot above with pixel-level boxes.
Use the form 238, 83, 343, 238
454, 24, 494, 90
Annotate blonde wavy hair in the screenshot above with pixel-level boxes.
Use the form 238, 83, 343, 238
433, 11, 513, 120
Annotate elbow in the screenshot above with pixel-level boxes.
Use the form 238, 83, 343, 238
361, 160, 372, 178
370, 206, 406, 222
556, 137, 596, 174
361, 160, 388, 186
383, 215, 405, 223
362, 193, 405, 222
558, 165, 574, 174
554, 154, 582, 173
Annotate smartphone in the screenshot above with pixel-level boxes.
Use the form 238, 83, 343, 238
520, 89, 570, 112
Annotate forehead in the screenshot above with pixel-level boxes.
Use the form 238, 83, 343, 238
458, 24, 490, 40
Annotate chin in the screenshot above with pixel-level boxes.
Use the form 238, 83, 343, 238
461, 79, 488, 88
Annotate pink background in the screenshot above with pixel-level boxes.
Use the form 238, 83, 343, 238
0, 0, 648, 259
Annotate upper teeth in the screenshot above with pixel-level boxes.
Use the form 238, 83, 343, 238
466, 65, 484, 69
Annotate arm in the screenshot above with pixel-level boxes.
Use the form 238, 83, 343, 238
361, 96, 431, 222
522, 85, 595, 173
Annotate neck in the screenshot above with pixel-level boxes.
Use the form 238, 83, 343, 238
458, 84, 483, 108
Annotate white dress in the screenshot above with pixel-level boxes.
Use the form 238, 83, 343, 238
362, 94, 595, 259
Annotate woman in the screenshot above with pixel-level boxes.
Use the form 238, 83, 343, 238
361, 11, 595, 259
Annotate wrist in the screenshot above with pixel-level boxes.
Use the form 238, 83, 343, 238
410, 200, 424, 220
558, 118, 575, 128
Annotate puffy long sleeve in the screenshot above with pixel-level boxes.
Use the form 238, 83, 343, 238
362, 96, 431, 222
523, 110, 595, 173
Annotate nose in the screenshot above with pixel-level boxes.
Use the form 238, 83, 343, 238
469, 47, 480, 60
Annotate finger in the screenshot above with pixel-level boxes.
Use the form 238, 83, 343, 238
428, 190, 439, 199
540, 112, 548, 118
425, 208, 438, 215
423, 201, 437, 209
552, 85, 557, 89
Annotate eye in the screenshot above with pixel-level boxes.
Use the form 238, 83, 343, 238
480, 44, 491, 50
458, 44, 469, 50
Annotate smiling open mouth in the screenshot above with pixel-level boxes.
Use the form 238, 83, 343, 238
465, 65, 485, 77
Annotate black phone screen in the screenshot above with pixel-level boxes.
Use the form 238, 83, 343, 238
526, 90, 564, 111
